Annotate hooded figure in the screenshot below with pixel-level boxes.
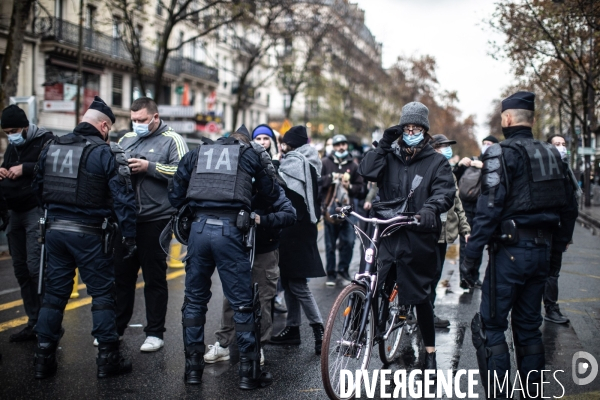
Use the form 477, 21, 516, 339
0, 105, 55, 342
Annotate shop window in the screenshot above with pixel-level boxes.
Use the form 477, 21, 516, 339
112, 73, 123, 107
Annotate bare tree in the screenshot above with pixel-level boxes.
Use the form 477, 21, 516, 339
0, 0, 35, 108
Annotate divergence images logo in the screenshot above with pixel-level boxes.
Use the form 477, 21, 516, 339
572, 351, 598, 386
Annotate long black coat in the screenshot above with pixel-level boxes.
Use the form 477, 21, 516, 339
359, 142, 455, 304
278, 164, 326, 279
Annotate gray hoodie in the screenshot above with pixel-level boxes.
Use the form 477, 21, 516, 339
118, 120, 189, 222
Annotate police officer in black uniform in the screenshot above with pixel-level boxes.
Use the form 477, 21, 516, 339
169, 124, 279, 388
32, 97, 137, 379
461, 91, 578, 398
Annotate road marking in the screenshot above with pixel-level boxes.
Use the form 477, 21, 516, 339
0, 287, 21, 296
0, 269, 186, 333
0, 282, 88, 312
558, 297, 600, 304
561, 270, 600, 280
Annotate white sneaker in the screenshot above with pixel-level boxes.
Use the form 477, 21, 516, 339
203, 342, 230, 363
140, 336, 164, 352
260, 348, 265, 366
93, 336, 123, 347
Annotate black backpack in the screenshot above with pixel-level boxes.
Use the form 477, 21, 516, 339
458, 157, 482, 203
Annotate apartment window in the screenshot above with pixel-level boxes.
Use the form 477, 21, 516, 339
112, 73, 123, 107
85, 5, 96, 29
156, 0, 163, 16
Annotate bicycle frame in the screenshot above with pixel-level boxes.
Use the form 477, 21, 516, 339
333, 206, 418, 356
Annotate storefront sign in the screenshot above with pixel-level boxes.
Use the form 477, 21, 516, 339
158, 105, 196, 118
43, 101, 75, 111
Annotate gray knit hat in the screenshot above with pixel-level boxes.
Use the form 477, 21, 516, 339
399, 102, 430, 131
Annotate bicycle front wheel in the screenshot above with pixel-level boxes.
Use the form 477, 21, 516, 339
321, 284, 375, 400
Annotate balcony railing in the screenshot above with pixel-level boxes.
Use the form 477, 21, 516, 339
38, 17, 218, 83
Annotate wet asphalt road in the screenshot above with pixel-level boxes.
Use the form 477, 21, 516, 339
0, 224, 599, 399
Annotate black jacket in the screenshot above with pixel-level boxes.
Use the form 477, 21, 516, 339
320, 154, 365, 203
252, 185, 296, 254
0, 124, 54, 212
465, 127, 578, 259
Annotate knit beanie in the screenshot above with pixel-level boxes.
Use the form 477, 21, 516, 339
1, 105, 29, 129
399, 102, 430, 131
252, 124, 274, 139
282, 125, 308, 149
482, 135, 499, 144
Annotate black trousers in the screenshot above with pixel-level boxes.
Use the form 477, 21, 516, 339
115, 219, 170, 339
543, 276, 559, 308
460, 209, 481, 281
430, 242, 448, 308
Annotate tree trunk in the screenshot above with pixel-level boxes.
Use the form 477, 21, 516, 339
0, 0, 35, 108
285, 90, 298, 120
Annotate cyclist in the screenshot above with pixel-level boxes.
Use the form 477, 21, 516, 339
358, 102, 455, 376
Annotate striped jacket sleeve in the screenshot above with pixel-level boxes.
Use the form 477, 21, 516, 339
148, 129, 189, 181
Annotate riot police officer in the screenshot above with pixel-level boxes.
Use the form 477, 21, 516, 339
32, 97, 137, 379
169, 124, 280, 388
461, 91, 578, 398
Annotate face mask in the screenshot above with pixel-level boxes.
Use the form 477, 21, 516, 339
556, 145, 568, 161
403, 132, 423, 147
132, 117, 154, 137
334, 150, 348, 158
481, 144, 490, 155
441, 147, 453, 160
7, 131, 25, 146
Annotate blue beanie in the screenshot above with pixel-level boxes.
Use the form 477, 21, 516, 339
252, 124, 274, 139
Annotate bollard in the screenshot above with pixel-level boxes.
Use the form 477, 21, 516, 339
70, 269, 80, 299
167, 235, 186, 268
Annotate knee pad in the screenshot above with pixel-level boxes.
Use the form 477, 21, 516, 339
41, 293, 68, 314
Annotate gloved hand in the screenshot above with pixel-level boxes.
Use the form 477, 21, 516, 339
0, 212, 9, 231
122, 237, 137, 260
379, 126, 402, 149
460, 257, 477, 288
549, 250, 563, 278
417, 208, 436, 230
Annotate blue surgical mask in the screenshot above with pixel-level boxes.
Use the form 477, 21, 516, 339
441, 147, 453, 160
7, 131, 25, 146
334, 150, 348, 159
403, 132, 423, 147
132, 117, 154, 137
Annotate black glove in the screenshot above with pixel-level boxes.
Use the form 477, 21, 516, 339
379, 126, 402, 149
122, 237, 137, 260
549, 250, 563, 278
0, 212, 8, 232
417, 208, 436, 230
460, 257, 477, 288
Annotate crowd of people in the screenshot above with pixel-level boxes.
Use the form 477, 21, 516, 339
0, 90, 578, 395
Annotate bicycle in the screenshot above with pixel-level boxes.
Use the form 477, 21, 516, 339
320, 205, 420, 400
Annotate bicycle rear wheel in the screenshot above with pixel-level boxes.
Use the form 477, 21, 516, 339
321, 284, 374, 400
378, 293, 407, 365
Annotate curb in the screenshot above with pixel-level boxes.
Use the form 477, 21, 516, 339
577, 210, 600, 235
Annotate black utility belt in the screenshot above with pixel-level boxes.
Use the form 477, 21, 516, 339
46, 219, 103, 236
194, 209, 252, 232
517, 228, 552, 242
498, 220, 552, 245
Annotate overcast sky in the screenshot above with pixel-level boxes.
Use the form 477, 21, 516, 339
354, 0, 515, 139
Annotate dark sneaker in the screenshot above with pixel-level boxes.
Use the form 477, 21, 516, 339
10, 325, 36, 342
338, 271, 352, 285
544, 305, 569, 324
325, 276, 336, 287
270, 326, 301, 345
433, 315, 450, 328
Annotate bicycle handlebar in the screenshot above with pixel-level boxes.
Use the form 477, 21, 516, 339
333, 205, 420, 226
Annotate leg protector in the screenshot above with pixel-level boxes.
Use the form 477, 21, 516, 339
181, 296, 206, 347
472, 312, 510, 398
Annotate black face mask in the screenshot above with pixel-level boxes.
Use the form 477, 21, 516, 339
502, 125, 524, 139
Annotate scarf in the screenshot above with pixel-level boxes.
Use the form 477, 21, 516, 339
278, 144, 322, 223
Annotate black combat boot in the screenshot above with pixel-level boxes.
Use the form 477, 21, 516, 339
184, 348, 205, 385
270, 326, 300, 345
34, 343, 57, 379
96, 341, 132, 378
239, 355, 273, 390
424, 351, 437, 381
310, 323, 324, 355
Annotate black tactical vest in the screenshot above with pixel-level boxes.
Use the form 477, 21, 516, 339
186, 142, 253, 208
501, 138, 567, 215
42, 135, 111, 208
